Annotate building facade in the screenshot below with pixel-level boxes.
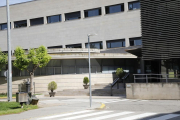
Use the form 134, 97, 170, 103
0, 0, 142, 79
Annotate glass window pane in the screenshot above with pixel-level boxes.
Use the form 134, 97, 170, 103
0, 23, 7, 30
129, 37, 142, 46
14, 20, 27, 28
106, 4, 124, 14
65, 11, 81, 21
106, 39, 125, 48
85, 42, 103, 49
66, 44, 82, 48
134, 40, 142, 46
85, 8, 101, 17
47, 15, 61, 23
133, 2, 140, 10
30, 17, 44, 26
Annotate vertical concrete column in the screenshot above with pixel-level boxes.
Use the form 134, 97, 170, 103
101, 6, 106, 15
27, 19, 30, 27
124, 1, 129, 12
103, 41, 107, 49
81, 10, 84, 19
125, 37, 130, 47
62, 45, 66, 48
62, 13, 65, 22
11, 21, 14, 29
44, 16, 47, 24
82, 43, 86, 48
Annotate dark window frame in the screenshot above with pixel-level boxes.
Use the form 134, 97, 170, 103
65, 11, 81, 21
84, 7, 102, 18
106, 39, 125, 48
66, 44, 82, 48
14, 20, 27, 28
128, 1, 140, 10
129, 37, 142, 46
30, 17, 44, 26
85, 41, 103, 49
47, 14, 62, 24
105, 3, 124, 14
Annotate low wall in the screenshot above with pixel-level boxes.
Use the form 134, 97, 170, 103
0, 73, 115, 94
126, 83, 180, 100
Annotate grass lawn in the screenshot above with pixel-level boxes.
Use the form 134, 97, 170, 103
0, 102, 38, 115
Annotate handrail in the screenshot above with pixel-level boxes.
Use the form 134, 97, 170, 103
133, 74, 180, 83
111, 73, 129, 96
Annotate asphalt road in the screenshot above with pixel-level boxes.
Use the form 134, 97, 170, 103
0, 97, 180, 120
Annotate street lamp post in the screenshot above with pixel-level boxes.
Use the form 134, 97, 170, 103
6, 0, 12, 102
87, 34, 97, 108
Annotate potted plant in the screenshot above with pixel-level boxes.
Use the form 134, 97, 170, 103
48, 81, 57, 97
83, 77, 89, 89
116, 68, 126, 88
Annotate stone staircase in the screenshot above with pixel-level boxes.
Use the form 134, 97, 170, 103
55, 83, 126, 96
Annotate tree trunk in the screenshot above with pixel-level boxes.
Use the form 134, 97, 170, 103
30, 72, 34, 93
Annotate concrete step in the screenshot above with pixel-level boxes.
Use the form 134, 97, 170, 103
54, 88, 126, 96
92, 83, 124, 89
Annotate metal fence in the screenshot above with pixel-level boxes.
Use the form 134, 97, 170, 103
133, 74, 180, 83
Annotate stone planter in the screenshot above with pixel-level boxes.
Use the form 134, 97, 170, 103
31, 98, 39, 105
49, 92, 56, 97
83, 85, 89, 89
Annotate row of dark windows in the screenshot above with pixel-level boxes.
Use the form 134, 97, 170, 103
47, 37, 142, 49
0, 1, 140, 30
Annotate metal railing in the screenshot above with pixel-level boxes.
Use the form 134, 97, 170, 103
133, 74, 180, 83
111, 73, 129, 96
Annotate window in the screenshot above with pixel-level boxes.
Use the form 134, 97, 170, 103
85, 42, 103, 49
107, 39, 125, 48
105, 4, 124, 14
65, 11, 81, 21
129, 37, 142, 46
48, 45, 62, 49
30, 17, 44, 26
0, 23, 11, 30
47, 15, 61, 23
84, 8, 101, 18
128, 1, 140, 10
14, 20, 27, 28
66, 44, 82, 48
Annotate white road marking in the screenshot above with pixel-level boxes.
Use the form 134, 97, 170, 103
85, 111, 134, 120
37, 110, 94, 120
116, 113, 157, 120
149, 114, 180, 120
59, 111, 113, 120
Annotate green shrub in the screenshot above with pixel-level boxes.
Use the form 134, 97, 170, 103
83, 77, 89, 85
48, 81, 57, 92
116, 68, 125, 79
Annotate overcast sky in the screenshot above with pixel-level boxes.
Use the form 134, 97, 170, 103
0, 0, 33, 7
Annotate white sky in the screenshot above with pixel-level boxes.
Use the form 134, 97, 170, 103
0, 0, 33, 7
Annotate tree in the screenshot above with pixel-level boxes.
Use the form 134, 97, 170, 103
13, 46, 51, 92
0, 49, 7, 71
116, 68, 126, 88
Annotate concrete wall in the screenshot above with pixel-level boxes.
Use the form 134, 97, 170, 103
0, 73, 116, 94
126, 83, 180, 100
0, 0, 141, 51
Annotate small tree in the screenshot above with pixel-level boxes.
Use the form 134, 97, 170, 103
0, 49, 7, 71
83, 77, 89, 85
13, 46, 51, 92
48, 81, 57, 92
116, 68, 126, 88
